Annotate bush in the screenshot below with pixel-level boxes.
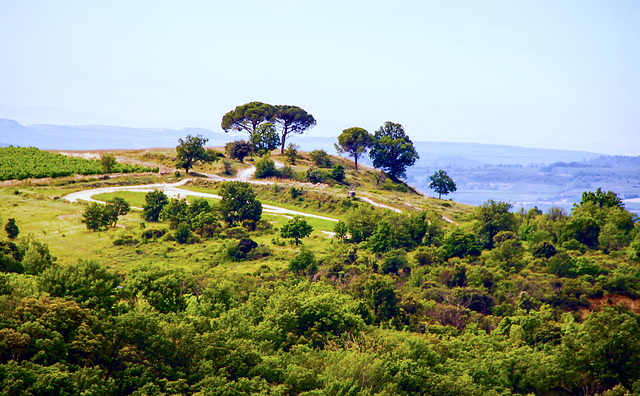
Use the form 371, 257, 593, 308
227, 238, 258, 261
306, 167, 326, 184
331, 164, 345, 181
141, 228, 167, 240
283, 143, 298, 164
289, 246, 317, 274
175, 222, 191, 244
278, 165, 295, 179
113, 235, 140, 246
255, 154, 278, 179
309, 149, 331, 168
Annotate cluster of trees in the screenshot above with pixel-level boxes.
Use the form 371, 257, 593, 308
221, 101, 316, 154
0, 147, 157, 180
4, 186, 640, 394
81, 198, 131, 231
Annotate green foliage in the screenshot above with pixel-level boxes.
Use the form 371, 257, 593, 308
221, 101, 277, 137
335, 127, 373, 171
250, 122, 280, 155
369, 122, 419, 179
429, 169, 457, 199
21, 238, 56, 275
333, 221, 348, 240
474, 200, 519, 249
39, 260, 120, 311
174, 222, 191, 244
100, 153, 117, 174
5, 218, 19, 239
176, 134, 216, 173
441, 228, 481, 259
579, 187, 624, 209
289, 246, 317, 274
218, 181, 262, 226
306, 167, 327, 184
254, 154, 278, 179
0, 147, 156, 181
309, 149, 332, 168
227, 140, 253, 163
280, 216, 313, 246
331, 164, 345, 181
159, 197, 189, 229
283, 143, 298, 164
274, 105, 317, 153
142, 190, 169, 222
81, 203, 108, 231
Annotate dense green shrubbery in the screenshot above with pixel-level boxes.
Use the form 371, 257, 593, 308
0, 147, 157, 180
2, 188, 640, 394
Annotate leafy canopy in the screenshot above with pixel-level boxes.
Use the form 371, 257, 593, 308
335, 127, 373, 171
218, 181, 262, 226
221, 101, 277, 138
429, 170, 457, 199
280, 216, 313, 246
176, 134, 216, 174
250, 123, 280, 154
369, 122, 419, 179
274, 105, 316, 154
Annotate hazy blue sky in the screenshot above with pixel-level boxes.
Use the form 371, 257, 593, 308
1, 1, 639, 155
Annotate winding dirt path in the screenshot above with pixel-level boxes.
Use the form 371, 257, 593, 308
62, 178, 339, 222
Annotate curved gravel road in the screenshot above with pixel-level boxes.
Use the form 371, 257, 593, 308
62, 179, 339, 222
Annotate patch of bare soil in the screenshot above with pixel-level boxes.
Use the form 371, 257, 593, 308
580, 294, 640, 318
57, 214, 76, 220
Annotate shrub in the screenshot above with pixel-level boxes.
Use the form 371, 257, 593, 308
141, 228, 167, 240
283, 143, 298, 164
278, 165, 295, 179
306, 167, 326, 184
255, 154, 278, 179
331, 164, 345, 182
309, 149, 332, 168
175, 222, 191, 244
289, 246, 317, 274
227, 238, 258, 261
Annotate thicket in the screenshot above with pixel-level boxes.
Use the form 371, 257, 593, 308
2, 187, 640, 394
0, 147, 158, 180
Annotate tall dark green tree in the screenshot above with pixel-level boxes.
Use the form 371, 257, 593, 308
334, 127, 373, 171
274, 105, 316, 154
429, 170, 457, 199
369, 122, 419, 179
176, 134, 216, 174
221, 102, 277, 139
142, 190, 169, 222
5, 218, 19, 239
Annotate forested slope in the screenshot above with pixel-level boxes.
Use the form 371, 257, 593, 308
1, 153, 640, 395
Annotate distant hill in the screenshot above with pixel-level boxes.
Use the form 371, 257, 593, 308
4, 118, 639, 213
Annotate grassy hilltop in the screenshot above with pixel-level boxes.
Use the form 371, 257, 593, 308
1, 146, 640, 395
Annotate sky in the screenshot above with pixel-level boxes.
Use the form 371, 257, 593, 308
1, 1, 639, 155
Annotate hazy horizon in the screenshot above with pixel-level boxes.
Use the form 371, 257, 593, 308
2, 2, 639, 155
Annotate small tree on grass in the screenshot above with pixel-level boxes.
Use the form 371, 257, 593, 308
82, 203, 108, 231
283, 143, 298, 165
143, 190, 169, 222
100, 153, 117, 174
5, 218, 19, 239
429, 170, 457, 199
176, 134, 217, 174
280, 216, 313, 246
